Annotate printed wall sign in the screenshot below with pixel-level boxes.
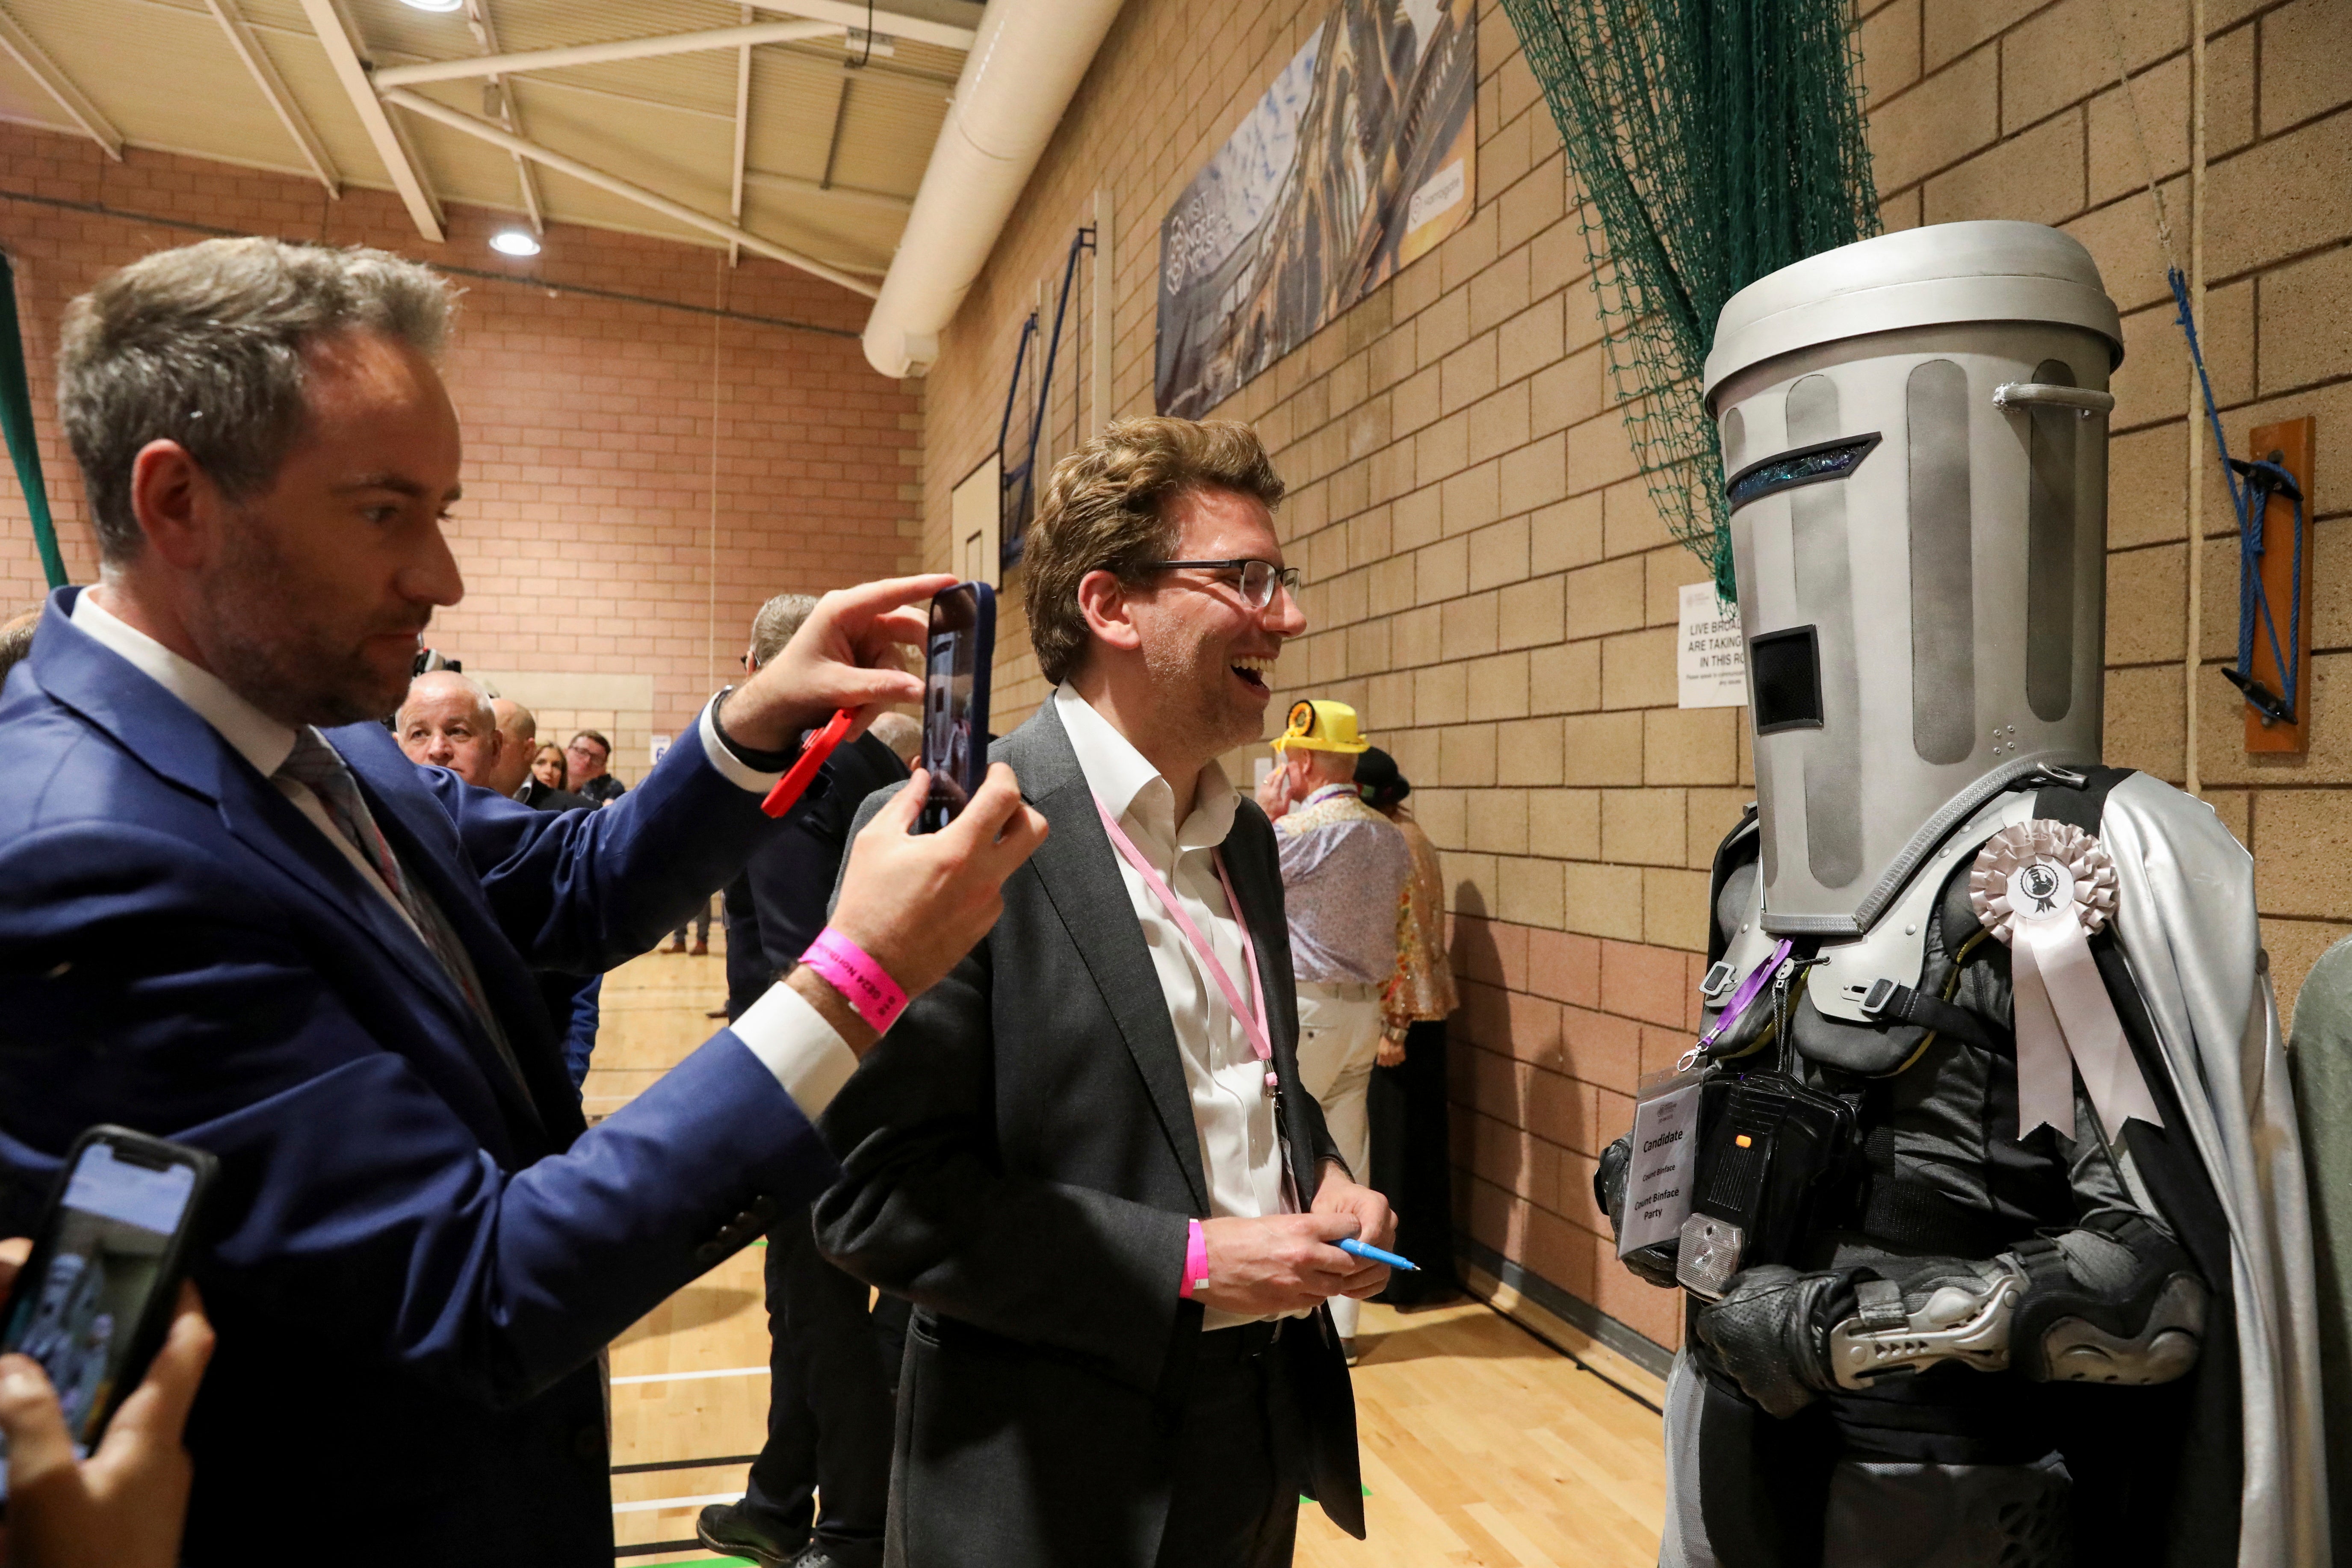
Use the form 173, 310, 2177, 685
1678, 581, 1747, 710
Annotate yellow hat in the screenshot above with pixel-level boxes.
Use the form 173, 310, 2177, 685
1274, 699, 1371, 754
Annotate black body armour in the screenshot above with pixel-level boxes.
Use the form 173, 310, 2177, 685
1596, 768, 2246, 1568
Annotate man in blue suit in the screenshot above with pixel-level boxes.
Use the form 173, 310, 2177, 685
0, 236, 1046, 1566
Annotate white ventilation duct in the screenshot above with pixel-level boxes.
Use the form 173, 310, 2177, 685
861, 0, 1126, 378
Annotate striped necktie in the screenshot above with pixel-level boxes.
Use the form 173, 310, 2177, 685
275, 727, 529, 1097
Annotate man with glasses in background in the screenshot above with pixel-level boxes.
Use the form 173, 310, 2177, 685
816, 416, 1392, 1568
565, 729, 624, 805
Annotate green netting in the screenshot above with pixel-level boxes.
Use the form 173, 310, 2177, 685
0, 255, 64, 589
1498, 0, 1879, 598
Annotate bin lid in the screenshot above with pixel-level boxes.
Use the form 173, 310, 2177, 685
1702, 221, 2124, 413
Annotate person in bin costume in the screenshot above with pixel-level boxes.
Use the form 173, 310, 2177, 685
1594, 221, 2327, 1567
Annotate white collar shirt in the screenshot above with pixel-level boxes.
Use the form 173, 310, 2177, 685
1052, 685, 1290, 1328
69, 591, 420, 932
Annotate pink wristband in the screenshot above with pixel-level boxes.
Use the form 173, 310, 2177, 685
1179, 1218, 1209, 1300
800, 927, 908, 1036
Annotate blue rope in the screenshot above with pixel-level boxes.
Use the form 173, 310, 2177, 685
2234, 457, 2302, 716
991, 226, 1097, 571
2169, 265, 2303, 723
994, 312, 1039, 485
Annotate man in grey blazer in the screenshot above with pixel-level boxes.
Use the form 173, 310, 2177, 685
817, 417, 1394, 1568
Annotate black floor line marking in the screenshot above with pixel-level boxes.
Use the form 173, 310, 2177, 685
611, 1453, 761, 1476
613, 1538, 718, 1559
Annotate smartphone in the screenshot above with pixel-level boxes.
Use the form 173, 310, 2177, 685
0, 1126, 216, 1503
918, 581, 995, 833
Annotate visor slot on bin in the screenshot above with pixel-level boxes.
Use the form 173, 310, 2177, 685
1724, 433, 1883, 512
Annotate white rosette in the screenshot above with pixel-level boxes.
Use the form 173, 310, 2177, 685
1969, 821, 2161, 1141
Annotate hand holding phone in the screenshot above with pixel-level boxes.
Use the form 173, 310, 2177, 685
0, 1128, 216, 1509
0, 1249, 211, 1568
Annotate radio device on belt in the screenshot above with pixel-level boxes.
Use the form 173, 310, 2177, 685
1659, 944, 1859, 1301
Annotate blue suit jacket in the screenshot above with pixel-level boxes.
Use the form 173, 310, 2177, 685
0, 591, 839, 1565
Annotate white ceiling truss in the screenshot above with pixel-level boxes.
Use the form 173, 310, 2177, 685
380, 84, 878, 295
728, 3, 753, 266
370, 17, 844, 87
0, 0, 981, 296
457, 0, 542, 235
204, 0, 340, 195
0, 1, 121, 158
301, 0, 446, 239
746, 1, 974, 52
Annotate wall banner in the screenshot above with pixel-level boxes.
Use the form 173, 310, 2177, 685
1154, 0, 1477, 419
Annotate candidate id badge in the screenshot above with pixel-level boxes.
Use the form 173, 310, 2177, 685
1618, 1065, 1704, 1258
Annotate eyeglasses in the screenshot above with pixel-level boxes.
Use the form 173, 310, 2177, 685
1139, 558, 1301, 609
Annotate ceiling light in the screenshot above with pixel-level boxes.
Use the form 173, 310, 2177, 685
489, 229, 541, 258
399, 0, 464, 11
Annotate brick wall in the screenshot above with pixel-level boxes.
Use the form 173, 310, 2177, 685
1866, 0, 2352, 1021
922, 0, 2351, 1358
0, 2, 2328, 1365
0, 124, 922, 780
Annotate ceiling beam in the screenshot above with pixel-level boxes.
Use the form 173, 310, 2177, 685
740, 168, 910, 213
379, 88, 880, 298
372, 19, 841, 88
299, 0, 444, 240
204, 0, 339, 196
462, 0, 541, 235
0, 3, 121, 159
728, 6, 752, 267
747, 0, 978, 53
376, 41, 957, 109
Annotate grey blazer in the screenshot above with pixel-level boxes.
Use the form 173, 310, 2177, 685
815, 698, 1363, 1566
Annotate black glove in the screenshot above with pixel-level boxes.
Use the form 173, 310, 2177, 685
1595, 1137, 1631, 1234
1691, 1264, 1847, 1417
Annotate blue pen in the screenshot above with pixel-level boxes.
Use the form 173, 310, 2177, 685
1338, 1237, 1417, 1271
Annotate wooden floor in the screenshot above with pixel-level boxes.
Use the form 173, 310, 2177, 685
590, 946, 1668, 1567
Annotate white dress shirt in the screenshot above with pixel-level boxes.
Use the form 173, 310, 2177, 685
68, 591, 855, 1118
1053, 685, 1291, 1328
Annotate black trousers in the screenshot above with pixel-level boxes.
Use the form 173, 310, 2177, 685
1369, 1019, 1457, 1305
741, 1207, 895, 1548
1151, 1326, 1307, 1568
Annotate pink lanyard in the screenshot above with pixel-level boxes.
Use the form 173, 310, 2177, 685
1092, 793, 1278, 1090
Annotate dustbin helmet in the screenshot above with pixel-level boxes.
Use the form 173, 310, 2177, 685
1702, 221, 2125, 936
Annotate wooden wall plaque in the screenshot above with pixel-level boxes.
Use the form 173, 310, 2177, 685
2240, 415, 2316, 754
